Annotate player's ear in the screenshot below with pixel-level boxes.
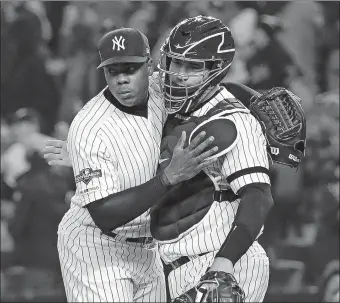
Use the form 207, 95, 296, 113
147, 57, 154, 76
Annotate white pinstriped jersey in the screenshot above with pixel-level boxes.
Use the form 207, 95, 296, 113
158, 86, 271, 263
59, 74, 166, 238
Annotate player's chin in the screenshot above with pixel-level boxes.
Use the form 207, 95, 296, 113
116, 93, 137, 107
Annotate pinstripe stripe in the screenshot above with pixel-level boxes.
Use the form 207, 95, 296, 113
253, 258, 264, 301
63, 225, 79, 296
69, 227, 86, 300
245, 254, 256, 299
256, 258, 269, 302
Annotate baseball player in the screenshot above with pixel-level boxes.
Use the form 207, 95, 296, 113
149, 16, 273, 302
44, 17, 306, 303
51, 27, 218, 302
150, 15, 305, 302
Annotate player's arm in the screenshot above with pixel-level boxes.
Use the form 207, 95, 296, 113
69, 128, 217, 234
209, 183, 273, 273
209, 113, 274, 273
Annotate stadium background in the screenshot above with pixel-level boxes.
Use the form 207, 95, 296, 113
1, 1, 339, 302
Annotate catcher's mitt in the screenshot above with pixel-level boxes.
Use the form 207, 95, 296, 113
172, 271, 245, 303
249, 87, 306, 168
223, 83, 307, 168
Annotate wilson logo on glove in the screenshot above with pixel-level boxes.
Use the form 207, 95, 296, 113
270, 147, 280, 155
289, 154, 300, 162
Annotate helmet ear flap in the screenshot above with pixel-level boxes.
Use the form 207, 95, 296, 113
209, 60, 232, 88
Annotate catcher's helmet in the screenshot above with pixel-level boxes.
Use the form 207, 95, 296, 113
158, 15, 235, 114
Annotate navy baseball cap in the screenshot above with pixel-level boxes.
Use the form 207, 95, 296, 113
97, 28, 150, 69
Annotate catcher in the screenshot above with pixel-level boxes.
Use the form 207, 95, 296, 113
150, 16, 306, 302
43, 16, 306, 303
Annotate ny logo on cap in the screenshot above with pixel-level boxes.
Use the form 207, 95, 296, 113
112, 36, 125, 51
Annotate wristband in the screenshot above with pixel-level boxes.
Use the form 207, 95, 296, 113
159, 170, 172, 187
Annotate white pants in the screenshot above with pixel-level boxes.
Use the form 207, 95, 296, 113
167, 242, 270, 302
57, 226, 166, 302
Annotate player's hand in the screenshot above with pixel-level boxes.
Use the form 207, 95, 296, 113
163, 131, 218, 185
42, 139, 72, 167
208, 257, 234, 274
172, 271, 245, 303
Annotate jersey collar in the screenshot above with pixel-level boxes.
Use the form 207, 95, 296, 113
104, 88, 149, 118
189, 86, 235, 117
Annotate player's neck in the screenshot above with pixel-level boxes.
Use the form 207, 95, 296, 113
104, 88, 149, 118
204, 86, 221, 101
184, 86, 223, 116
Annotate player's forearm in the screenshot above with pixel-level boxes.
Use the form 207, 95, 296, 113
86, 130, 217, 233
87, 174, 172, 233
215, 182, 273, 265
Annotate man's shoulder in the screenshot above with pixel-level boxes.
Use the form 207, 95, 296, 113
69, 89, 110, 137
73, 88, 104, 114
206, 98, 249, 119
149, 72, 163, 97
148, 72, 166, 114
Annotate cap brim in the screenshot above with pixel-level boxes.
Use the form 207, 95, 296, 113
97, 56, 148, 69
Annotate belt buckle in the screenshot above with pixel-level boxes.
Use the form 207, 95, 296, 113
214, 190, 223, 202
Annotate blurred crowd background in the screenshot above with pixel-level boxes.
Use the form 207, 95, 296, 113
1, 1, 339, 302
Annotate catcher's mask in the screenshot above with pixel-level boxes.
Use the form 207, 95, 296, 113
158, 15, 235, 115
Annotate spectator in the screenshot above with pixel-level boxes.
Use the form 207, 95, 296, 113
1, 108, 55, 187
7, 149, 73, 299
57, 2, 99, 58
44, 1, 68, 56
317, 2, 339, 92
22, 0, 52, 43
301, 42, 339, 286
57, 2, 103, 124
126, 1, 157, 38
303, 46, 339, 222
1, 173, 15, 279
0, 116, 13, 157
277, 1, 324, 96
1, 3, 60, 135
325, 48, 339, 93
1, 116, 15, 299
1, 109, 41, 189
224, 8, 257, 84
244, 14, 301, 92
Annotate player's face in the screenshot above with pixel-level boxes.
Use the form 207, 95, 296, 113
168, 58, 210, 88
104, 62, 150, 107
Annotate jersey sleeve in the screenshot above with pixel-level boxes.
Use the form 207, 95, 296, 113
67, 126, 120, 207
222, 112, 271, 194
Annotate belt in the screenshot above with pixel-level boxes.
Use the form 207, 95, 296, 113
165, 252, 209, 271
103, 231, 154, 246
214, 190, 239, 202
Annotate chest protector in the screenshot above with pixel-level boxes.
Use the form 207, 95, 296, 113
150, 97, 249, 241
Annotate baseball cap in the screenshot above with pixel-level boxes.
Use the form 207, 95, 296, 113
97, 27, 150, 69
